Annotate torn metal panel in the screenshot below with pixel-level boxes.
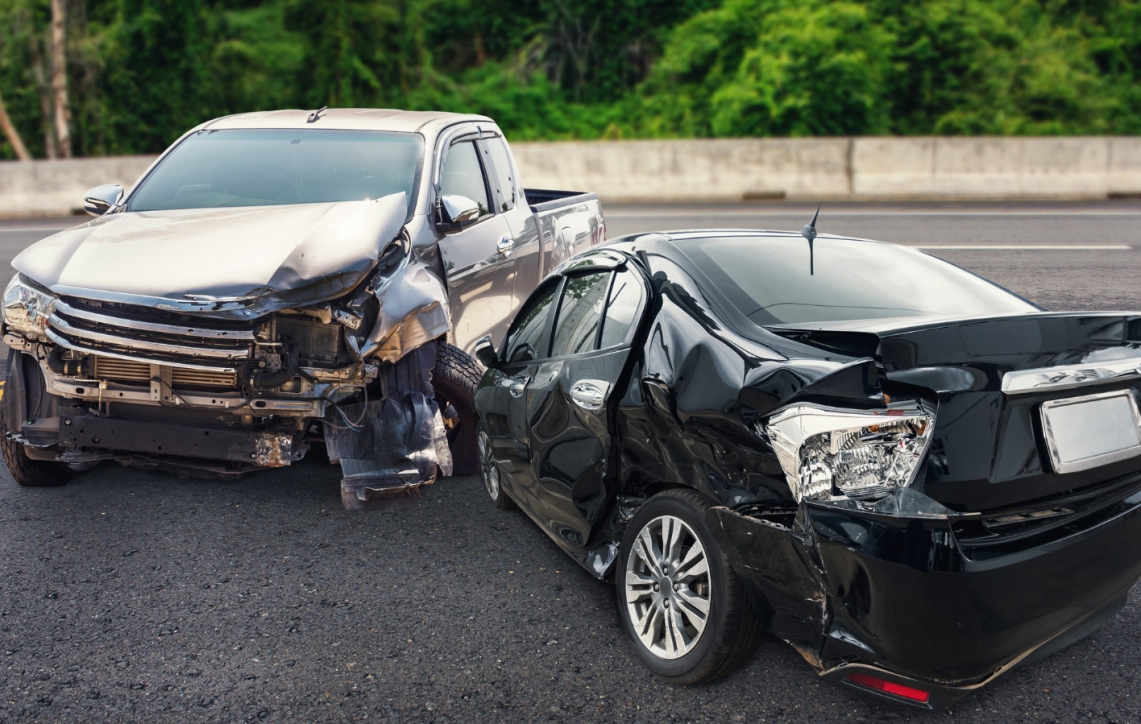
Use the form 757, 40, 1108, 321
325, 343, 453, 509
360, 259, 451, 364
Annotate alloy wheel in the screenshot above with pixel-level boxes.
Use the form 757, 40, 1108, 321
478, 430, 500, 500
624, 514, 712, 659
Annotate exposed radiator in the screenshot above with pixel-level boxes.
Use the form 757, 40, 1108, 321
93, 356, 238, 389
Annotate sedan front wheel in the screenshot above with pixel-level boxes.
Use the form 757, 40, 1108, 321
616, 488, 761, 683
478, 428, 514, 511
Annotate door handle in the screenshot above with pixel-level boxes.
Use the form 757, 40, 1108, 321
497, 235, 515, 257
507, 376, 531, 398
570, 380, 610, 412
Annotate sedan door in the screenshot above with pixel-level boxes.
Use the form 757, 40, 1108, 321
436, 134, 517, 353
481, 277, 563, 512
521, 261, 648, 552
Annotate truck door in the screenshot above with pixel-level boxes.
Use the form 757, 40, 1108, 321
520, 258, 648, 552
436, 134, 517, 353
476, 135, 538, 312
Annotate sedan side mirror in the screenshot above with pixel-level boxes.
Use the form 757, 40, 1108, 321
83, 184, 124, 216
473, 335, 498, 368
437, 194, 482, 233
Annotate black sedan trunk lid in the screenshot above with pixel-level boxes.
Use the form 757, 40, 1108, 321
770, 312, 1141, 512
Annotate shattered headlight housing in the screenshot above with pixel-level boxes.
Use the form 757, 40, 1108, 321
2, 274, 56, 338
765, 403, 934, 503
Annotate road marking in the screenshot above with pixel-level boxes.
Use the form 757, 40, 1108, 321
912, 244, 1131, 250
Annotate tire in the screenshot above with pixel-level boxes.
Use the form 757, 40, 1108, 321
1, 354, 71, 487
477, 426, 514, 511
616, 488, 761, 684
433, 341, 482, 476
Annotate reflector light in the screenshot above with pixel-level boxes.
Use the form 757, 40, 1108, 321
845, 673, 930, 704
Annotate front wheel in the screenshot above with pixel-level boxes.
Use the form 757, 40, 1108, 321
478, 427, 514, 511
0, 353, 71, 487
433, 341, 482, 476
616, 488, 761, 684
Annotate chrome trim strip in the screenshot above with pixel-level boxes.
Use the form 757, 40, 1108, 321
1040, 390, 1141, 474
50, 284, 261, 315
1002, 358, 1141, 394
53, 299, 258, 340
45, 327, 242, 370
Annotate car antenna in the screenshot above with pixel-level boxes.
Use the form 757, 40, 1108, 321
800, 200, 821, 275
307, 106, 328, 124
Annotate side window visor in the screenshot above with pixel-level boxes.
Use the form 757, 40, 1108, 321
484, 137, 517, 212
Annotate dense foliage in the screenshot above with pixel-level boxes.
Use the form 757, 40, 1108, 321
2, 0, 1141, 158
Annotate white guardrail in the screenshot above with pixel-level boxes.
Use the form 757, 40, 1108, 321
3, 137, 1141, 216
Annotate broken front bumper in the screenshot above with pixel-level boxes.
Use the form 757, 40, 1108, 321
708, 479, 1141, 708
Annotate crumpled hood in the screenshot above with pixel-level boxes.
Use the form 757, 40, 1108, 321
13, 193, 408, 307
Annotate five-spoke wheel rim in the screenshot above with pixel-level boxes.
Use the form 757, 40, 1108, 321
624, 514, 712, 659
478, 430, 500, 501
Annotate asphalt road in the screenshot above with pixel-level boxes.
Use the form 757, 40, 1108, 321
0, 204, 1138, 723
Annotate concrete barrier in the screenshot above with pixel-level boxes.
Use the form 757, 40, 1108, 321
851, 137, 1141, 199
0, 155, 156, 217
4, 137, 1141, 216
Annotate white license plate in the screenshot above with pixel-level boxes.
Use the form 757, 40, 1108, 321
1040, 390, 1141, 474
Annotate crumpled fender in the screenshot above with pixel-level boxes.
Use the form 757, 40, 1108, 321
361, 256, 451, 364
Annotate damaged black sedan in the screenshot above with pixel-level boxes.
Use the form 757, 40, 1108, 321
471, 229, 1141, 708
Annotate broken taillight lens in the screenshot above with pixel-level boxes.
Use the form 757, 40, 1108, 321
764, 402, 934, 503
844, 673, 930, 704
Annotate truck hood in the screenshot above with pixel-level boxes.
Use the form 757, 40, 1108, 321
12, 194, 408, 315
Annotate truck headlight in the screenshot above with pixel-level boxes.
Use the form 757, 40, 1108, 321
3, 275, 56, 337
765, 403, 934, 503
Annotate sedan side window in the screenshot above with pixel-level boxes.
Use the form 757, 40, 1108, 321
440, 141, 490, 216
551, 272, 611, 357
598, 268, 646, 349
504, 280, 560, 364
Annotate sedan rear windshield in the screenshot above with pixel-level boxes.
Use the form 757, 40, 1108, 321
128, 129, 424, 213
678, 235, 1039, 326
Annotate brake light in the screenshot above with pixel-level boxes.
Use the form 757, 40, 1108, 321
845, 673, 930, 704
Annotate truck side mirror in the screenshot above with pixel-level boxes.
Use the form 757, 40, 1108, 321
473, 335, 498, 368
437, 194, 482, 233
83, 183, 124, 216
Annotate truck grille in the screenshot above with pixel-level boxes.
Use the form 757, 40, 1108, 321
47, 296, 257, 371
92, 356, 239, 389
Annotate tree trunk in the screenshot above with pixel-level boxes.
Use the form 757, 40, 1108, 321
49, 0, 71, 159
0, 91, 32, 161
29, 34, 57, 160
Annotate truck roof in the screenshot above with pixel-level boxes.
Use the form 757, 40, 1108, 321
200, 108, 493, 134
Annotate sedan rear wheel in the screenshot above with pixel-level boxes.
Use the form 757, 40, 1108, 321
616, 489, 761, 683
478, 428, 514, 511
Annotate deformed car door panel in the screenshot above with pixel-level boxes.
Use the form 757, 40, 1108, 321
528, 347, 632, 551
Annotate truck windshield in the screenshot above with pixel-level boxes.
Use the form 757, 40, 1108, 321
128, 129, 424, 213
678, 235, 1039, 326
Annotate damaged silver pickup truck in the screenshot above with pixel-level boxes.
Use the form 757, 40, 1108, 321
0, 109, 604, 509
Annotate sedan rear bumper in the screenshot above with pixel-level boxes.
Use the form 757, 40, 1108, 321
708, 481, 1141, 707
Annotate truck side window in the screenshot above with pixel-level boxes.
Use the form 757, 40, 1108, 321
504, 280, 559, 364
551, 272, 610, 357
440, 141, 490, 216
485, 137, 517, 212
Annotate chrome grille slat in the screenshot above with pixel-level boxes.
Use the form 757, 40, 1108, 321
46, 329, 238, 372
47, 314, 250, 362
53, 299, 258, 340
